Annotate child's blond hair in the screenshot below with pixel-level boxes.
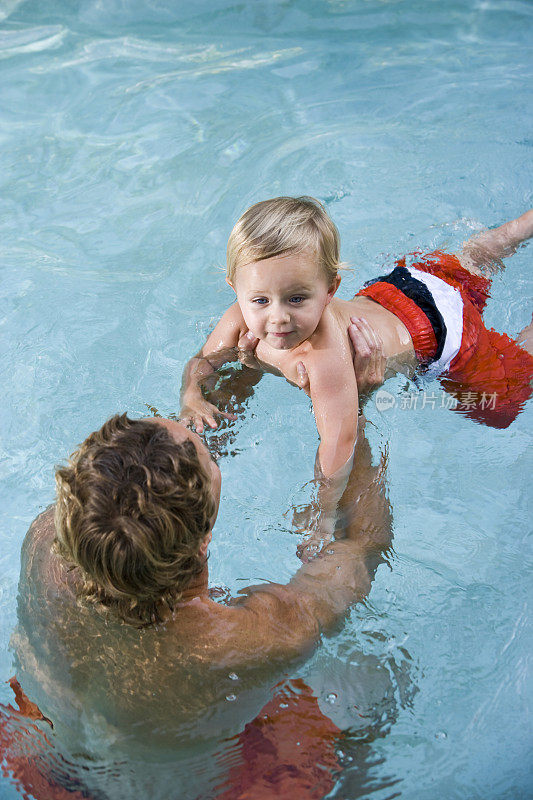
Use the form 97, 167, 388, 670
226, 196, 343, 285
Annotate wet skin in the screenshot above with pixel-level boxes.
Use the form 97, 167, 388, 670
13, 417, 392, 751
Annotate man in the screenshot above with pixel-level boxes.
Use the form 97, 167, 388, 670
5, 336, 390, 799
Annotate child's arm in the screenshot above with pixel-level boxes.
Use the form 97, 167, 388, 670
291, 348, 359, 543
458, 209, 533, 273
180, 303, 258, 433
304, 347, 360, 479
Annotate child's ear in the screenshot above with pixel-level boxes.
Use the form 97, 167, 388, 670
326, 274, 341, 303
225, 277, 236, 293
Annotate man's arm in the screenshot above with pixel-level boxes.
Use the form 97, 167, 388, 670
237, 421, 391, 656
180, 303, 259, 433
457, 209, 533, 274
292, 419, 391, 625
290, 322, 384, 543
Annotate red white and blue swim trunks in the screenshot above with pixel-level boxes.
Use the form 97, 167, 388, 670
357, 251, 533, 428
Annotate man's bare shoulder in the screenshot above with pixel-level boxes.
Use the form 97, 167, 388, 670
21, 506, 56, 571
26, 505, 55, 537
19, 509, 321, 670
177, 583, 321, 668
19, 505, 82, 612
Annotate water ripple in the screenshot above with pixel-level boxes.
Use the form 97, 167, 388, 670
0, 25, 66, 58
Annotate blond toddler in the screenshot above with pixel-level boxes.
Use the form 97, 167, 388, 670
181, 198, 533, 478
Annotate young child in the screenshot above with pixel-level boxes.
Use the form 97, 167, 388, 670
180, 198, 533, 478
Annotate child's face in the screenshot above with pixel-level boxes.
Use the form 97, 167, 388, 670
230, 251, 339, 350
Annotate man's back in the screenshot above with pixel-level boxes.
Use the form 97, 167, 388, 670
15, 509, 312, 752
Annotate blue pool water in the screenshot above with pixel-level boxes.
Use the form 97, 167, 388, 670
1, 0, 532, 797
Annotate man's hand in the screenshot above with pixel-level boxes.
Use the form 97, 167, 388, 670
180, 396, 236, 434
349, 316, 386, 395
296, 316, 386, 396
237, 330, 260, 368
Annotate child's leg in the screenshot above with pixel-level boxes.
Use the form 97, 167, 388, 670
454, 213, 533, 348
516, 314, 533, 357
456, 209, 533, 276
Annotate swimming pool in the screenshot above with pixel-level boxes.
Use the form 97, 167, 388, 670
1, 0, 532, 797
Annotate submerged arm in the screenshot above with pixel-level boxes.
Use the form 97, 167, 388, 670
291, 426, 391, 628
180, 303, 260, 432
239, 420, 392, 653
291, 323, 385, 543
295, 353, 359, 545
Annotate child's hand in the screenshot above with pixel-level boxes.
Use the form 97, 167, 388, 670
292, 502, 335, 562
180, 397, 236, 434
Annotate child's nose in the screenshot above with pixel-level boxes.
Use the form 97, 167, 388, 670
269, 303, 291, 323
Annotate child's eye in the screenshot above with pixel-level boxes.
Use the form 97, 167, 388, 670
289, 296, 305, 304
252, 298, 268, 305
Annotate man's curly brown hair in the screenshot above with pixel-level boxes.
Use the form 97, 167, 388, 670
54, 414, 215, 627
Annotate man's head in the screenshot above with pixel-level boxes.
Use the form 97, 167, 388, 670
54, 414, 220, 626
